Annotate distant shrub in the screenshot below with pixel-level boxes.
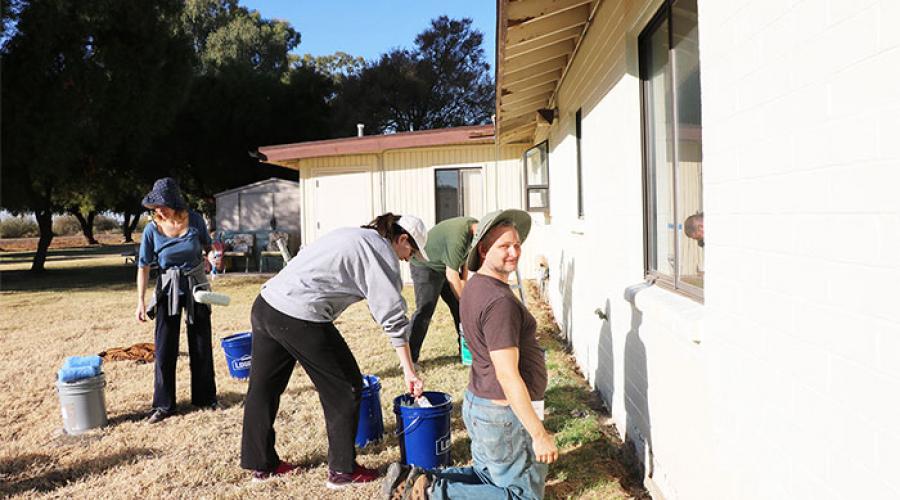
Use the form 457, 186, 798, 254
94, 214, 120, 233
0, 216, 40, 238
52, 214, 82, 236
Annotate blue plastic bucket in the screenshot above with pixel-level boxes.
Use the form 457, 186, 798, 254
220, 332, 252, 379
393, 392, 453, 469
355, 374, 384, 447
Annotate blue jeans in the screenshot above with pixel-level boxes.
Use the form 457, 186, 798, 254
429, 391, 548, 500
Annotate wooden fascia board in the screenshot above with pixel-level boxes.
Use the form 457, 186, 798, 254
500, 82, 558, 105
500, 103, 547, 121
507, 0, 595, 24
497, 114, 535, 133
500, 120, 537, 138
502, 55, 568, 83
506, 26, 584, 58
506, 4, 590, 45
495, 0, 509, 127
500, 94, 551, 113
501, 68, 563, 94
504, 40, 574, 74
500, 124, 537, 144
269, 160, 298, 171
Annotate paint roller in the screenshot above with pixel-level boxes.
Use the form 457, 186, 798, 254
192, 284, 231, 306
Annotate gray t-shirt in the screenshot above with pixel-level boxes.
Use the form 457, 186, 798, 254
460, 273, 547, 401
260, 227, 411, 347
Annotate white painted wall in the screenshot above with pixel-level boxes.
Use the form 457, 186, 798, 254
528, 0, 900, 498
294, 144, 534, 282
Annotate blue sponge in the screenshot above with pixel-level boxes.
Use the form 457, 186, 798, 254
63, 355, 102, 370
58, 365, 101, 383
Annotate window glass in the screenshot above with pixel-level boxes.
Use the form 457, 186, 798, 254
673, 0, 704, 287
525, 143, 548, 186
643, 15, 675, 277
524, 142, 550, 212
640, 0, 703, 297
435, 168, 483, 222
435, 170, 460, 223
527, 188, 549, 209
460, 169, 484, 217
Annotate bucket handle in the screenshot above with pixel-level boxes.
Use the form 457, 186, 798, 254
394, 416, 422, 436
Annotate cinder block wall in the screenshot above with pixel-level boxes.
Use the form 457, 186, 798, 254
701, 0, 900, 498
536, 0, 900, 499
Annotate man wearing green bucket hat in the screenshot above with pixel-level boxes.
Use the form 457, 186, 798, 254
383, 209, 556, 500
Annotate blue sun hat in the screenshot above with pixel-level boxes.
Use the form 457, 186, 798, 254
142, 177, 187, 210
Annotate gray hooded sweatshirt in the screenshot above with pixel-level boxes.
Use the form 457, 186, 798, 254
260, 227, 410, 347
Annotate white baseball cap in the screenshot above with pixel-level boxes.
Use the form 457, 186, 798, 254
396, 215, 429, 261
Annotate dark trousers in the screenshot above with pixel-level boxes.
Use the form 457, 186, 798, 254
152, 297, 217, 412
409, 264, 462, 363
241, 295, 363, 473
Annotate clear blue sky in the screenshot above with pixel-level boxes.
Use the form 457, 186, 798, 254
240, 0, 496, 63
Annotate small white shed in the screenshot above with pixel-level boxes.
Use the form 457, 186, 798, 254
214, 178, 300, 254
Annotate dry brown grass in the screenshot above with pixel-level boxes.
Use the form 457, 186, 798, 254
0, 246, 645, 499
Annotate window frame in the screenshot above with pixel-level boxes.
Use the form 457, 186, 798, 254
638, 0, 704, 301
433, 166, 483, 223
576, 109, 584, 219
523, 141, 550, 213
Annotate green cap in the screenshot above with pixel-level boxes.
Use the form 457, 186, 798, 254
466, 209, 532, 272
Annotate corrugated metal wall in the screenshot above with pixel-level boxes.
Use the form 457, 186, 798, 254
215, 180, 300, 233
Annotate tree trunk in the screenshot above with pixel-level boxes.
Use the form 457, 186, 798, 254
129, 211, 141, 233
122, 210, 141, 243
31, 209, 54, 273
71, 209, 99, 245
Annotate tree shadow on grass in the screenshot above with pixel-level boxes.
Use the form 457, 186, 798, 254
1, 244, 132, 262
107, 409, 151, 426
420, 354, 460, 370
106, 390, 246, 426
213, 390, 247, 409
0, 448, 158, 497
1, 263, 135, 293
373, 365, 403, 380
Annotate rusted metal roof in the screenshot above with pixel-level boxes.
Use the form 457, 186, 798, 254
496, 0, 601, 144
259, 125, 495, 165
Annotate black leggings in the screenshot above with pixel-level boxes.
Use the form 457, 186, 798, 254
240, 295, 363, 473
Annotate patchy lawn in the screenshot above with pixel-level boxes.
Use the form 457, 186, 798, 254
0, 246, 647, 498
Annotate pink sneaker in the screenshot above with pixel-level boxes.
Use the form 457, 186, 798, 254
251, 461, 299, 482
325, 462, 381, 489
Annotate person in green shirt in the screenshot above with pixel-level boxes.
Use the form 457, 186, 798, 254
408, 216, 478, 363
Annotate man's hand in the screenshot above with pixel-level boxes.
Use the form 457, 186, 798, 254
532, 429, 559, 464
